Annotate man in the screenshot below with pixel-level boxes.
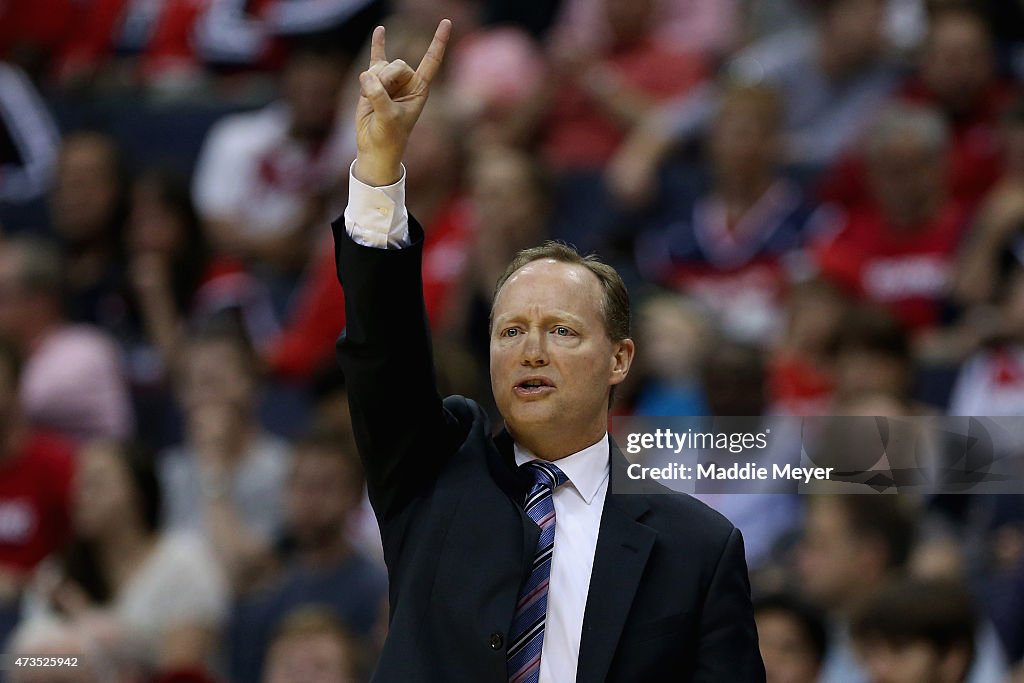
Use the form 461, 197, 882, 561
334, 20, 763, 682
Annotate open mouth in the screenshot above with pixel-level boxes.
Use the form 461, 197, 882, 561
514, 378, 555, 396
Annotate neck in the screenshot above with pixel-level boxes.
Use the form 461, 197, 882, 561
512, 425, 607, 462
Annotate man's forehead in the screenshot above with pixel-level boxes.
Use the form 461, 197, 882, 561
506, 258, 597, 288
495, 259, 603, 312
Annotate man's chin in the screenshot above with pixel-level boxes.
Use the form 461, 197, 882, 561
502, 405, 560, 432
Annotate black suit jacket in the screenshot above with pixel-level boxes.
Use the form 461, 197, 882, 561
333, 217, 765, 682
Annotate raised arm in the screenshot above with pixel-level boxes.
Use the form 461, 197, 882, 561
334, 21, 459, 523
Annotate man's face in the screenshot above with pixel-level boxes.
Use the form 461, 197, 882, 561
489, 260, 632, 449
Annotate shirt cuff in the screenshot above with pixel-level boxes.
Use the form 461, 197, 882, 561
343, 160, 412, 249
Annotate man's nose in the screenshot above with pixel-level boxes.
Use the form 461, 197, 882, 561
521, 330, 548, 365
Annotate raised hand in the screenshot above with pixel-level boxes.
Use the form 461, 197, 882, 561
355, 19, 452, 186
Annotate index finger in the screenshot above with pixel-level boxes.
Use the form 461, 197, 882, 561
369, 25, 387, 67
415, 19, 452, 86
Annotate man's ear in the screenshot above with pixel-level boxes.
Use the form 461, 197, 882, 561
609, 338, 635, 386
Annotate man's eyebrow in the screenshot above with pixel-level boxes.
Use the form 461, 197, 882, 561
492, 310, 588, 327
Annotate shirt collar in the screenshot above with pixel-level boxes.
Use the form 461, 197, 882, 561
513, 434, 609, 505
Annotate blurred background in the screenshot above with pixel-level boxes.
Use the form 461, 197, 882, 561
1, 0, 1024, 681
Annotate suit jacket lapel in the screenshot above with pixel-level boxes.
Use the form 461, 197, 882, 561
492, 429, 542, 579
576, 448, 656, 683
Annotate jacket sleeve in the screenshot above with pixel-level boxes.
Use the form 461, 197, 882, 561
332, 214, 462, 522
693, 527, 766, 682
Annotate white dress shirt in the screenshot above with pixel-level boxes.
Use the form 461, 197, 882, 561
513, 437, 609, 683
343, 161, 412, 248
344, 166, 610, 683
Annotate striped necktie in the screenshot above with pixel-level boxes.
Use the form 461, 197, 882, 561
507, 460, 568, 683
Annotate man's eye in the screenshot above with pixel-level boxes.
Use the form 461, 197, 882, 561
554, 327, 571, 336
503, 328, 519, 337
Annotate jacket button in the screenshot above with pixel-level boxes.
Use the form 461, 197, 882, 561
489, 632, 504, 650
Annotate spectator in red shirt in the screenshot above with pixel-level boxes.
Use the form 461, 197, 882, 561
820, 5, 1016, 211
816, 103, 971, 334
0, 336, 74, 648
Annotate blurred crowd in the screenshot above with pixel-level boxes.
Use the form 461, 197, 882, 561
2, 0, 1024, 681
